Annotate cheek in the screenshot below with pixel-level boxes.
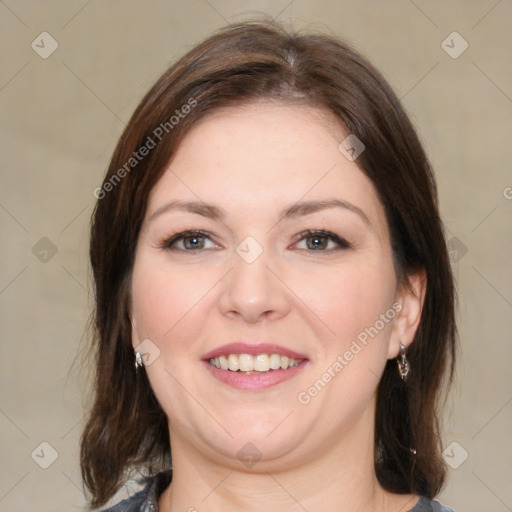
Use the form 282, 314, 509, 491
292, 261, 397, 421
130, 256, 216, 346
289, 257, 397, 347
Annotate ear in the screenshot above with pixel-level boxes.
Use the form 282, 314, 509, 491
130, 314, 142, 351
387, 267, 427, 359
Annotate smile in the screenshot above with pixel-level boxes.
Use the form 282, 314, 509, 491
208, 353, 304, 373
204, 355, 308, 391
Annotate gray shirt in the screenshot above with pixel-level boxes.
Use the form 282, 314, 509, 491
102, 471, 455, 512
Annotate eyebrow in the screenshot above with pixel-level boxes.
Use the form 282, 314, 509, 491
279, 199, 371, 227
148, 200, 224, 222
148, 199, 372, 227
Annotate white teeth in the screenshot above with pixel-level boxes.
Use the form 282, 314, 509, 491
209, 353, 303, 372
254, 354, 269, 372
219, 355, 229, 370
239, 354, 254, 372
270, 353, 281, 369
228, 354, 239, 371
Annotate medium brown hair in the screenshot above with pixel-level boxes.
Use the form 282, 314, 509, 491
81, 18, 456, 507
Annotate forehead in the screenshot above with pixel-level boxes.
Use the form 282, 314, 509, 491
169, 101, 344, 179
147, 101, 387, 233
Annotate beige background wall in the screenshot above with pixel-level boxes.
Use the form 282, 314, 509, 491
1, 1, 511, 511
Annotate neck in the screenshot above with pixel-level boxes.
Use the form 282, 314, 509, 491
159, 403, 418, 512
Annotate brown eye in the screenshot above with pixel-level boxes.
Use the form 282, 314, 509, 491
306, 234, 329, 250
182, 235, 205, 250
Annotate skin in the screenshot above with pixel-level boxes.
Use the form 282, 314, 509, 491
130, 101, 426, 512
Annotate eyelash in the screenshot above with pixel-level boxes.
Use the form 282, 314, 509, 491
159, 229, 351, 253
297, 230, 351, 251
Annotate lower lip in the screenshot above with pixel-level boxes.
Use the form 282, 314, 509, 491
202, 360, 308, 390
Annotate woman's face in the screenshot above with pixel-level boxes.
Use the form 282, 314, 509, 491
130, 101, 421, 470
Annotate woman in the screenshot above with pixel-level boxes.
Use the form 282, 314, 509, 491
81, 18, 456, 512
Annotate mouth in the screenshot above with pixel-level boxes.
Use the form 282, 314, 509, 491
207, 353, 304, 373
201, 342, 309, 390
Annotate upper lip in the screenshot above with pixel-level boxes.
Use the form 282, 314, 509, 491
201, 342, 308, 361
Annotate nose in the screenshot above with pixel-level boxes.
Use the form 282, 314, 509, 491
218, 247, 291, 323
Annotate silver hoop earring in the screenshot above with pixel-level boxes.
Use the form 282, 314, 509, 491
397, 343, 410, 382
135, 351, 144, 370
